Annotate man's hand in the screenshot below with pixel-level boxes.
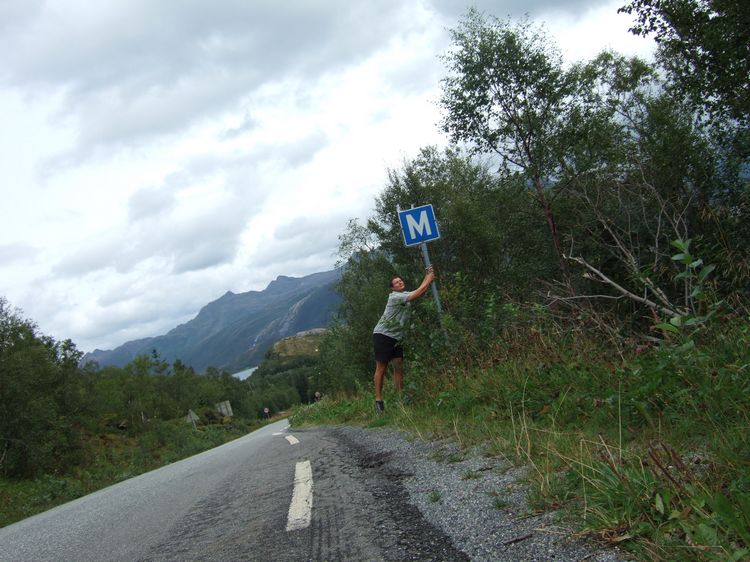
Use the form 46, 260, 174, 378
425, 265, 435, 282
407, 265, 436, 302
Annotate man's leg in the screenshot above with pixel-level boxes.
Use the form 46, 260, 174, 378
374, 360, 388, 401
392, 357, 404, 392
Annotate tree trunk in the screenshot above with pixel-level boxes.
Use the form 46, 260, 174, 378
533, 177, 572, 290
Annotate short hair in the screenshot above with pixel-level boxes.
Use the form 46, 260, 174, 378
390, 276, 401, 288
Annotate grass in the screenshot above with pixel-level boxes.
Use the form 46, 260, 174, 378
269, 331, 325, 359
290, 317, 750, 561
490, 492, 511, 510
0, 418, 264, 528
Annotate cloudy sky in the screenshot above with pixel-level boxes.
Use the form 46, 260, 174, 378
0, 0, 653, 353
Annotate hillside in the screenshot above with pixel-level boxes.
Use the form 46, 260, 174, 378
266, 328, 326, 359
82, 270, 341, 372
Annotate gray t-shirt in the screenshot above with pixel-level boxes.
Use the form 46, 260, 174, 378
373, 291, 411, 340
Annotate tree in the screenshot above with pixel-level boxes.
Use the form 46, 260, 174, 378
316, 147, 562, 390
619, 0, 750, 126
551, 50, 747, 331
0, 298, 84, 477
616, 0, 750, 292
370, 146, 556, 300
440, 11, 585, 286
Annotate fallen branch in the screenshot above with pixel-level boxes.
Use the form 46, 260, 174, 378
503, 533, 533, 546
564, 254, 685, 318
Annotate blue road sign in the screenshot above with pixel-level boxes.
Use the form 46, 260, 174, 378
398, 204, 440, 247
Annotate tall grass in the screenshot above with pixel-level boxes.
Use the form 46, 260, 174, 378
290, 313, 750, 560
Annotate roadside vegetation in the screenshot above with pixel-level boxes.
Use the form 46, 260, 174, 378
0, 420, 258, 527
292, 3, 749, 560
293, 315, 750, 560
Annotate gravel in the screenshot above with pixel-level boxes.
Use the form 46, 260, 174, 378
332, 425, 628, 562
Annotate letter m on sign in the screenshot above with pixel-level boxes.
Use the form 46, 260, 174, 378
398, 204, 441, 247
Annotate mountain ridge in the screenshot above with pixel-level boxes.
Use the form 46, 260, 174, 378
83, 269, 342, 372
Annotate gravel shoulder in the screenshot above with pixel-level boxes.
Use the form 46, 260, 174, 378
331, 425, 629, 562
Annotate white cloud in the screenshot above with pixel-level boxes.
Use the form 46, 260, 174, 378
0, 0, 653, 352
0, 243, 38, 264
544, 1, 654, 62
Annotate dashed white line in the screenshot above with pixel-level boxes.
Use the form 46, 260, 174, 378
286, 460, 313, 532
285, 435, 300, 445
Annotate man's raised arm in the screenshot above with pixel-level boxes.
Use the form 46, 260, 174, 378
406, 265, 435, 302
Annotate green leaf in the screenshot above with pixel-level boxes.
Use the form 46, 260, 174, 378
698, 264, 716, 282
737, 493, 750, 524
675, 339, 695, 353
683, 316, 706, 327
690, 496, 706, 510
655, 493, 665, 515
669, 316, 683, 327
671, 252, 688, 262
689, 259, 703, 269
655, 322, 680, 334
709, 492, 750, 543
671, 239, 690, 252
695, 522, 718, 545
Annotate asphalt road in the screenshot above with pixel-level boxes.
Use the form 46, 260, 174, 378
0, 420, 463, 561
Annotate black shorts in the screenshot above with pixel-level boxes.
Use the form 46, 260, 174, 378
373, 333, 404, 363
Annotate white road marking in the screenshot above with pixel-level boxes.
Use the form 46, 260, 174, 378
272, 432, 284, 436
286, 460, 313, 532
285, 435, 299, 445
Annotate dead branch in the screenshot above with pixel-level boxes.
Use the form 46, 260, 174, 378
565, 254, 685, 317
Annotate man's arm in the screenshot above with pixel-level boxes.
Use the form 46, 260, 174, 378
406, 265, 435, 302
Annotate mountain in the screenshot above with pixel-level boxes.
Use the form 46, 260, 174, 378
82, 270, 342, 372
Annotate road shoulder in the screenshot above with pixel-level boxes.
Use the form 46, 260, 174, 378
331, 426, 627, 562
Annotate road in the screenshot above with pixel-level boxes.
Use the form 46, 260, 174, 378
0, 420, 464, 561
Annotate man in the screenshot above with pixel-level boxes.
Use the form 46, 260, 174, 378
372, 265, 435, 413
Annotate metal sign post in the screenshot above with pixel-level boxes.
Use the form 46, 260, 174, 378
420, 241, 443, 315
397, 204, 446, 337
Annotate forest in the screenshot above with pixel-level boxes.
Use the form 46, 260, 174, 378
2, 1, 749, 556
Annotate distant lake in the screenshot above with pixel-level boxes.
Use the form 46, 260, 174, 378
232, 366, 257, 380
